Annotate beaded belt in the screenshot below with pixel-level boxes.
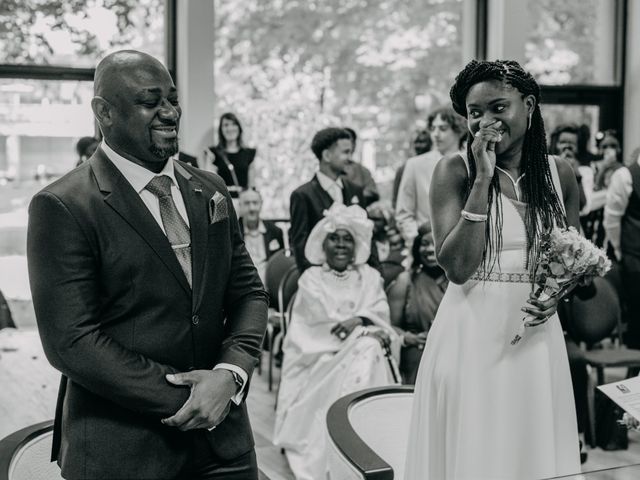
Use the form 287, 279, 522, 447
468, 271, 532, 283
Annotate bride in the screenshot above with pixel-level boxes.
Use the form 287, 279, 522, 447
404, 60, 581, 480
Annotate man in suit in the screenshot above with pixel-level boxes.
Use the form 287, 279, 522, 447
26, 50, 268, 479
289, 127, 368, 271
238, 188, 285, 283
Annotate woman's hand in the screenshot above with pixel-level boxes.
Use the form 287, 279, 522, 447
522, 292, 560, 327
331, 317, 363, 340
471, 119, 502, 180
403, 332, 427, 350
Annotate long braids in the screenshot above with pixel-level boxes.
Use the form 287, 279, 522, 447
449, 60, 567, 278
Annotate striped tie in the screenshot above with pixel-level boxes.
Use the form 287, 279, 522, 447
145, 175, 192, 287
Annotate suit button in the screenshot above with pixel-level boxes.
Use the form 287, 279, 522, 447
192, 314, 200, 325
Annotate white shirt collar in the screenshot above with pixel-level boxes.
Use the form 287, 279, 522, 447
243, 220, 267, 235
316, 171, 344, 192
101, 141, 181, 194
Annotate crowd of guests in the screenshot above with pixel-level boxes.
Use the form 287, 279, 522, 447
213, 108, 640, 477
71, 102, 639, 478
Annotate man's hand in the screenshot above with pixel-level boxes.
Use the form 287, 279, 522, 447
161, 369, 236, 431
403, 331, 427, 349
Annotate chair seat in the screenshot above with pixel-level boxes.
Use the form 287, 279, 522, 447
583, 347, 640, 367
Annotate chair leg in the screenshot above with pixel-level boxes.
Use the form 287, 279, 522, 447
268, 333, 275, 392
586, 366, 597, 448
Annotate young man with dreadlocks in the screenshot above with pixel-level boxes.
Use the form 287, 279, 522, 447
404, 60, 581, 480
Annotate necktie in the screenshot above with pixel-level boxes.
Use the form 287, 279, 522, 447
145, 175, 192, 287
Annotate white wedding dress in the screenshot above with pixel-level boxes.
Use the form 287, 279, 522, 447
403, 156, 580, 480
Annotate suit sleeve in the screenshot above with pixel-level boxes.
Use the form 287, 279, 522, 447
362, 167, 380, 206
289, 189, 311, 271
27, 192, 190, 418
218, 191, 269, 377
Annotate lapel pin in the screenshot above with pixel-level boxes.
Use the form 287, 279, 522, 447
194, 187, 203, 194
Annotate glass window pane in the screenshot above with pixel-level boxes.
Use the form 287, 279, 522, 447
525, 0, 617, 85
213, 0, 467, 217
0, 78, 94, 325
541, 103, 600, 152
0, 0, 166, 67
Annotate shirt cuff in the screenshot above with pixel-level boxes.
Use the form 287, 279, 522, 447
213, 363, 248, 405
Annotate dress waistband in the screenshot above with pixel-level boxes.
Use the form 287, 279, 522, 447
468, 271, 532, 283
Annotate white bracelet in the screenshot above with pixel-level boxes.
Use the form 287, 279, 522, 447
461, 210, 488, 222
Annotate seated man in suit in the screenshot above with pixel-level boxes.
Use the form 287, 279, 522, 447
290, 127, 377, 272
238, 188, 284, 283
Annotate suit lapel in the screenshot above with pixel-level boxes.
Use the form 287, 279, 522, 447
311, 175, 334, 211
174, 162, 209, 309
91, 150, 191, 296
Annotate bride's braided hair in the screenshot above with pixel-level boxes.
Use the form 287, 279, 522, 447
449, 59, 566, 277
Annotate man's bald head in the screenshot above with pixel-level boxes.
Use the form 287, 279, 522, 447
91, 50, 181, 172
94, 50, 168, 99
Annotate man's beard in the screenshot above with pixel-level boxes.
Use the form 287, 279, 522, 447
149, 140, 179, 160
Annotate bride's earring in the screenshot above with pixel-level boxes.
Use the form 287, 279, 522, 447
527, 112, 533, 131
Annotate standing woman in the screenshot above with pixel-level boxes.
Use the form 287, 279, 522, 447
205, 112, 257, 198
404, 60, 581, 480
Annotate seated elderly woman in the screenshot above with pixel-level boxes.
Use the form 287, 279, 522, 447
387, 222, 448, 384
274, 203, 399, 480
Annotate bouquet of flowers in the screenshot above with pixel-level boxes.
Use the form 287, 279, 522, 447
510, 226, 612, 345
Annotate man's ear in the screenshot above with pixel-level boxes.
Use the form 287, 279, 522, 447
91, 96, 113, 128
320, 147, 331, 164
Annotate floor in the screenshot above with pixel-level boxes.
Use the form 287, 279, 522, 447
1, 328, 639, 480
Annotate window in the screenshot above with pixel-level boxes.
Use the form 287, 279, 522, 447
524, 0, 619, 86
214, 0, 470, 217
0, 0, 171, 326
0, 0, 166, 68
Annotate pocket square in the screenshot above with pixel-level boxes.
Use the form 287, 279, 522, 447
350, 195, 360, 205
209, 191, 228, 224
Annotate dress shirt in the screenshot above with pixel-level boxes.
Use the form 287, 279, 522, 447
395, 150, 444, 245
604, 159, 639, 260
316, 171, 344, 204
243, 220, 268, 282
102, 141, 247, 404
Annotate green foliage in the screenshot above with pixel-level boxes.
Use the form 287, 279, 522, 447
0, 0, 164, 65
525, 0, 598, 84
215, 0, 466, 216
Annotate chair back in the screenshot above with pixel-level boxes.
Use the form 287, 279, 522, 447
0, 421, 63, 480
279, 266, 300, 312
327, 386, 414, 480
264, 250, 296, 305
570, 276, 621, 345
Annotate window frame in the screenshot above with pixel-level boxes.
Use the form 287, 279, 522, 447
537, 0, 627, 143
0, 0, 177, 83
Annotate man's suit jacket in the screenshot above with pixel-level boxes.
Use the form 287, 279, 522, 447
238, 218, 285, 260
27, 148, 268, 479
289, 174, 377, 271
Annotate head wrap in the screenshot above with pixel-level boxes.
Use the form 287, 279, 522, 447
304, 203, 373, 266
